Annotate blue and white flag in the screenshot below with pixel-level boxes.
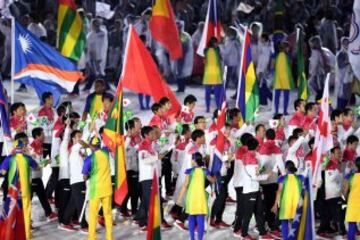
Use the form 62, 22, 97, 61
14, 21, 82, 106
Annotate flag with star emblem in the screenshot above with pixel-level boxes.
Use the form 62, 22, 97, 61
288, 171, 315, 240
102, 82, 127, 205
312, 74, 333, 185
14, 21, 82, 106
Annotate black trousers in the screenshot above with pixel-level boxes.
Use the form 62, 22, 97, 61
261, 183, 279, 231
135, 179, 164, 227
43, 143, 51, 159
234, 187, 243, 232
58, 179, 71, 223
316, 171, 331, 233
162, 150, 173, 195
122, 170, 140, 214
31, 178, 53, 217
63, 182, 88, 228
211, 176, 228, 222
45, 167, 60, 205
241, 191, 266, 237
327, 197, 346, 235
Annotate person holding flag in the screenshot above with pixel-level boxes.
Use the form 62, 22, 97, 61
176, 152, 215, 240
0, 140, 39, 240
82, 136, 113, 240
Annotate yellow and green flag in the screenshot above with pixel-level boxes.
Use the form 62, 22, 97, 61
102, 83, 127, 205
57, 0, 86, 61
147, 170, 161, 240
296, 27, 309, 100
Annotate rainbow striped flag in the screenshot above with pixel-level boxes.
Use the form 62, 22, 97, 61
236, 29, 259, 122
102, 83, 127, 205
296, 27, 309, 100
147, 170, 161, 240
57, 0, 86, 61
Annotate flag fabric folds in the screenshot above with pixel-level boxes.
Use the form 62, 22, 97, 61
210, 101, 227, 190
147, 170, 161, 240
349, 0, 360, 80
196, 0, 222, 56
312, 74, 333, 184
288, 171, 316, 240
0, 161, 26, 240
149, 0, 182, 60
236, 29, 259, 122
121, 26, 181, 118
14, 21, 82, 106
0, 79, 11, 138
57, 0, 86, 61
102, 83, 128, 205
296, 27, 309, 100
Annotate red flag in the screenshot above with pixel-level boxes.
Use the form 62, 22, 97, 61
312, 74, 333, 184
196, 0, 222, 56
121, 26, 181, 118
149, 0, 182, 60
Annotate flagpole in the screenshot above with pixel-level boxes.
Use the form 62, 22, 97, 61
10, 15, 15, 104
235, 27, 247, 109
119, 24, 132, 84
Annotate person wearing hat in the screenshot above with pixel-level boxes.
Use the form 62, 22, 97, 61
82, 136, 113, 240
1, 140, 39, 240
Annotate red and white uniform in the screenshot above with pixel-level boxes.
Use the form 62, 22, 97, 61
342, 147, 357, 175
286, 111, 305, 137
258, 140, 285, 184
10, 115, 27, 138
233, 145, 247, 189
179, 106, 194, 124
324, 157, 342, 200
138, 139, 159, 182
149, 114, 165, 130
38, 106, 55, 144
30, 139, 44, 179
125, 134, 141, 172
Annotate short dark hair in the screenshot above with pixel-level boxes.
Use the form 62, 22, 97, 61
151, 103, 162, 113
125, 119, 135, 131
330, 145, 341, 154
41, 92, 52, 103
14, 132, 28, 141
292, 128, 304, 138
70, 112, 80, 119
247, 138, 259, 151
266, 129, 276, 140
56, 105, 66, 117
255, 124, 265, 133
228, 108, 241, 121
285, 160, 297, 173
294, 99, 304, 111
159, 97, 170, 106
10, 102, 25, 115
184, 94, 197, 105
70, 130, 81, 139
32, 127, 44, 139
102, 93, 113, 102
288, 135, 298, 145
347, 135, 359, 145
273, 113, 283, 120
331, 109, 343, 121
194, 116, 205, 125
191, 129, 205, 141
240, 133, 253, 145
305, 102, 315, 114
181, 124, 190, 135
141, 126, 153, 138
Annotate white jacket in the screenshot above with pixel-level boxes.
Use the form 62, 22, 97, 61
138, 148, 159, 182
242, 164, 270, 194
325, 168, 343, 200
59, 127, 70, 180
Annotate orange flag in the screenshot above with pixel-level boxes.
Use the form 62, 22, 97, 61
121, 26, 181, 117
149, 0, 182, 60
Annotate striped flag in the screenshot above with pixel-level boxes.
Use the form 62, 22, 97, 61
349, 0, 360, 80
149, 0, 182, 60
196, 0, 222, 56
147, 170, 161, 240
102, 83, 127, 205
210, 101, 227, 190
57, 0, 86, 61
236, 28, 259, 122
296, 27, 309, 100
288, 171, 316, 240
14, 21, 82, 106
312, 74, 333, 185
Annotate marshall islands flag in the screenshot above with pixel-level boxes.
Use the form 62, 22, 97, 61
14, 21, 82, 106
